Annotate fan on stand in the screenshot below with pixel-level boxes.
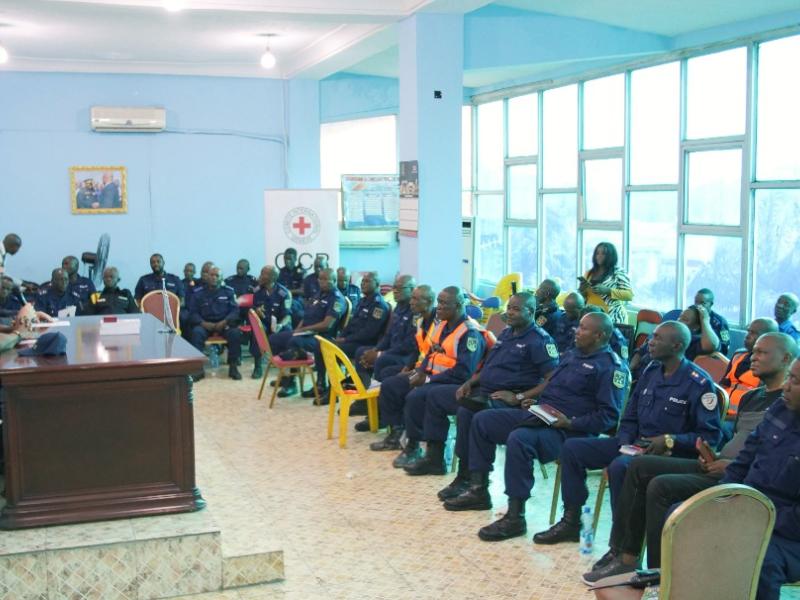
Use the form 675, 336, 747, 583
81, 233, 111, 289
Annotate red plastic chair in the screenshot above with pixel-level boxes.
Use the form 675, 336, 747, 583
238, 293, 255, 334
634, 308, 662, 349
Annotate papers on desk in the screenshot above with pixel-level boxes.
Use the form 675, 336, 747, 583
100, 319, 141, 336
32, 320, 71, 328
58, 306, 77, 319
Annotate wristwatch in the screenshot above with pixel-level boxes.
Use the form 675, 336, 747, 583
515, 393, 526, 403
664, 434, 675, 451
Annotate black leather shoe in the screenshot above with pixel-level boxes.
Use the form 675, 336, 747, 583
437, 476, 470, 501
251, 365, 263, 379
277, 384, 298, 398
229, 365, 242, 380
302, 386, 327, 399
404, 441, 446, 476
370, 428, 403, 451
354, 418, 371, 432
443, 486, 492, 511
478, 511, 527, 541
532, 507, 581, 545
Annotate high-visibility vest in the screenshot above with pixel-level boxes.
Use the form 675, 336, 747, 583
414, 319, 437, 367
417, 317, 495, 374
725, 351, 760, 416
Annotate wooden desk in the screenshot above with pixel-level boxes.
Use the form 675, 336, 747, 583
0, 314, 207, 529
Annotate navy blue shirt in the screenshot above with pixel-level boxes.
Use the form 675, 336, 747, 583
303, 287, 346, 336
252, 283, 292, 332
182, 277, 202, 291
341, 292, 390, 346
190, 285, 238, 325
723, 398, 800, 541
302, 273, 321, 300
278, 266, 305, 292
185, 282, 207, 312
480, 323, 558, 394
663, 308, 730, 355
619, 358, 722, 454
67, 275, 96, 304
35, 288, 81, 317
421, 316, 486, 386
225, 274, 257, 297
134, 273, 185, 301
536, 346, 627, 435
376, 301, 417, 357
554, 314, 581, 354
337, 283, 362, 309
535, 301, 563, 339
0, 292, 24, 318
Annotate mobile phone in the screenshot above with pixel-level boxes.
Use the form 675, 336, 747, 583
696, 438, 716, 463
619, 444, 646, 456
633, 438, 652, 449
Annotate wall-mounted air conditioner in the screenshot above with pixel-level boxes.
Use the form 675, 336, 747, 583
91, 106, 166, 132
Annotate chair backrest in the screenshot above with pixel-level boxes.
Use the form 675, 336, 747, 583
339, 297, 353, 332
633, 308, 663, 350
694, 352, 731, 384
247, 309, 272, 357
315, 335, 368, 396
713, 382, 730, 422
492, 273, 522, 303
465, 304, 483, 321
616, 323, 635, 355
378, 304, 393, 338
237, 293, 254, 308
485, 313, 508, 338
141, 290, 181, 329
636, 308, 663, 326
660, 483, 775, 600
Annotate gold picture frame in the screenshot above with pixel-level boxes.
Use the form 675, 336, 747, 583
70, 166, 127, 214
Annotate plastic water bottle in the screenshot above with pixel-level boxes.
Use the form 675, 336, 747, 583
209, 345, 220, 370
580, 506, 594, 555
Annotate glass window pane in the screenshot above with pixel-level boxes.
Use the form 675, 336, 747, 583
508, 94, 538, 157
583, 74, 624, 149
543, 85, 577, 188
683, 235, 742, 323
462, 191, 473, 218
584, 158, 622, 221
753, 189, 800, 319
509, 226, 538, 288
542, 193, 577, 288
474, 194, 505, 287
320, 115, 397, 188
629, 192, 678, 311
508, 164, 537, 220
630, 62, 680, 184
686, 48, 747, 139
582, 230, 623, 273
477, 101, 504, 190
757, 35, 800, 181
686, 149, 742, 226
462, 105, 472, 191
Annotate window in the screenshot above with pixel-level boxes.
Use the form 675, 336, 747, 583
581, 230, 623, 274
542, 85, 578, 188
629, 192, 678, 311
583, 74, 624, 149
583, 158, 623, 221
509, 226, 537, 288
542, 194, 577, 287
686, 48, 747, 139
756, 35, 800, 181
685, 149, 742, 226
477, 101, 504, 190
474, 194, 505, 286
507, 164, 537, 220
630, 62, 680, 184
508, 94, 538, 157
320, 115, 397, 189
683, 235, 742, 322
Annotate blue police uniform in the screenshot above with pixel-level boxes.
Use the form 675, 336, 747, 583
663, 308, 731, 355
302, 273, 320, 300
278, 266, 304, 291
401, 316, 486, 444
338, 283, 362, 309
34, 287, 81, 317
189, 285, 242, 363
250, 283, 293, 361
468, 345, 626, 500
721, 399, 800, 599
67, 275, 96, 305
0, 292, 24, 318
632, 332, 706, 380
182, 277, 201, 291
354, 301, 417, 384
82, 287, 138, 315
535, 301, 563, 339
134, 272, 185, 302
224, 274, 257, 297
554, 314, 581, 354
431, 323, 559, 466
559, 357, 721, 514
779, 319, 800, 343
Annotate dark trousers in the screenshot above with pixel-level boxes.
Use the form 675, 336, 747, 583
190, 325, 242, 363
404, 383, 453, 442
378, 373, 413, 427
559, 436, 632, 514
422, 384, 461, 442
454, 401, 511, 470
758, 535, 800, 600
353, 347, 408, 385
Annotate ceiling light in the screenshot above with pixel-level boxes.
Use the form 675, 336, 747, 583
0, 44, 8, 64
260, 34, 277, 69
164, 0, 186, 12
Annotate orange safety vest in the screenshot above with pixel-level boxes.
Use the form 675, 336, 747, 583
417, 317, 495, 374
725, 351, 760, 417
414, 319, 437, 367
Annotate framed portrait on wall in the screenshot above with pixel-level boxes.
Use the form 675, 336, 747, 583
70, 166, 127, 214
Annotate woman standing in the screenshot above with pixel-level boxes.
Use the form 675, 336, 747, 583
579, 242, 633, 325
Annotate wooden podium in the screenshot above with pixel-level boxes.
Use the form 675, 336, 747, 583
0, 313, 207, 529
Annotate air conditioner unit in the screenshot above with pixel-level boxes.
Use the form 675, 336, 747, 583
91, 106, 166, 132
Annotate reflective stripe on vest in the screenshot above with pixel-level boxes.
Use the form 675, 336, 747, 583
427, 320, 470, 374
415, 320, 437, 367
726, 352, 760, 416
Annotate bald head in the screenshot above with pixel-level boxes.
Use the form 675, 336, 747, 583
751, 332, 799, 381
650, 321, 692, 361
575, 311, 613, 352
564, 292, 585, 320
744, 318, 779, 352
2, 233, 21, 255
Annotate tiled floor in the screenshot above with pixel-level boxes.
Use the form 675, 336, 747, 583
182, 366, 800, 599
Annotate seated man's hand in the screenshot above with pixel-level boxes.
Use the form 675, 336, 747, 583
255, 306, 266, 319
334, 337, 346, 344
215, 321, 227, 333
699, 458, 731, 478
408, 370, 426, 388
202, 321, 215, 332
455, 381, 472, 400
399, 366, 412, 375
489, 390, 516, 406
360, 348, 378, 368
547, 406, 571, 429
643, 435, 669, 455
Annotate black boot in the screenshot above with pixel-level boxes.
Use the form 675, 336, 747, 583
443, 471, 492, 511
532, 506, 581, 545
477, 497, 527, 541
437, 459, 470, 501
370, 427, 403, 451
251, 359, 263, 379
392, 441, 422, 468
228, 364, 242, 380
277, 375, 297, 397
404, 441, 446, 476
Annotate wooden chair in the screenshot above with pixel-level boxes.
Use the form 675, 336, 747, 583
247, 309, 319, 407
140, 290, 181, 333
694, 352, 730, 384
315, 335, 379, 448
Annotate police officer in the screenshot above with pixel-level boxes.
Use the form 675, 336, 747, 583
189, 266, 242, 380
535, 320, 721, 546
662, 288, 731, 354
336, 267, 362, 309
0, 276, 24, 320
225, 259, 257, 297
181, 261, 213, 340
420, 292, 557, 492
269, 267, 345, 399
367, 284, 437, 443
534, 279, 563, 338
35, 268, 81, 317
134, 254, 185, 303
443, 313, 626, 543
82, 267, 138, 315
182, 263, 201, 291
278, 248, 306, 327
774, 292, 800, 342
250, 265, 292, 379
59, 255, 96, 305
582, 305, 629, 364
302, 255, 328, 300
554, 292, 585, 354
388, 286, 486, 473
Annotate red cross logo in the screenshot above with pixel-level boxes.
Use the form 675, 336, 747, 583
292, 216, 312, 236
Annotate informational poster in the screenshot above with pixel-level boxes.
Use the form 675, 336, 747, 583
264, 189, 340, 268
399, 160, 419, 237
341, 174, 399, 229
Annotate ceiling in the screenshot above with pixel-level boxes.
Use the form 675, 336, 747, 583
0, 0, 796, 84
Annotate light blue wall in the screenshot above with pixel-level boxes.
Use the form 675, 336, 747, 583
319, 73, 399, 123
0, 71, 307, 286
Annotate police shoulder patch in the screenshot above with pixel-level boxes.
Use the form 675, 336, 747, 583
466, 336, 479, 352
372, 307, 384, 320
333, 301, 343, 313
536, 315, 547, 326
612, 370, 626, 389
620, 346, 629, 359
701, 391, 718, 411
720, 329, 730, 342
546, 343, 558, 358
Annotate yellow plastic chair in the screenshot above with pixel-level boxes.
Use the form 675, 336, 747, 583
315, 336, 380, 448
